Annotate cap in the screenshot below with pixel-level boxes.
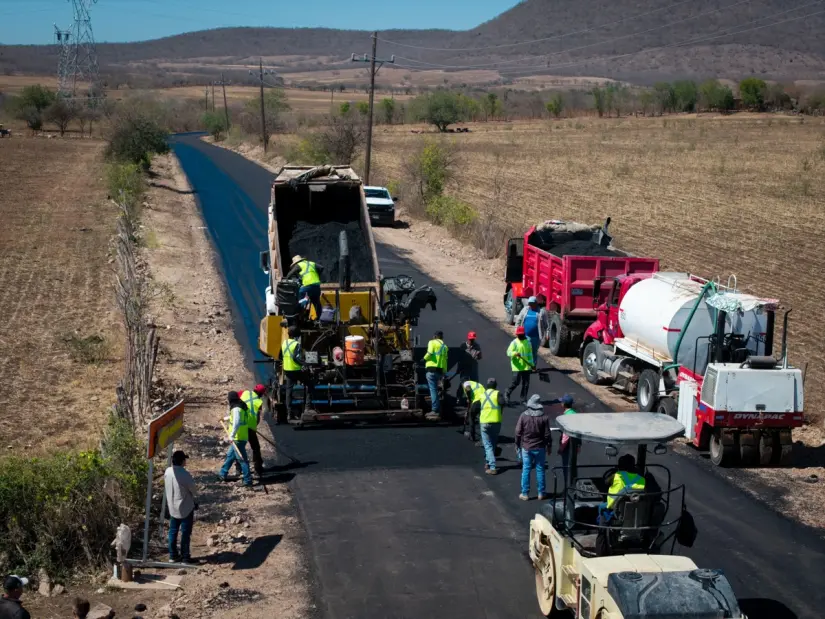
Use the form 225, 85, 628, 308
515, 326, 526, 335
253, 384, 266, 395
4, 575, 28, 591
486, 378, 497, 388
172, 450, 189, 465
291, 255, 304, 267
561, 394, 574, 406
528, 296, 537, 304
467, 331, 477, 340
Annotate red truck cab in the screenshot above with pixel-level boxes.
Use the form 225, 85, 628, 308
583, 273, 657, 347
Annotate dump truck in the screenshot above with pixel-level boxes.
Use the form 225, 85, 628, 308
258, 165, 439, 425
503, 218, 659, 356
580, 271, 804, 466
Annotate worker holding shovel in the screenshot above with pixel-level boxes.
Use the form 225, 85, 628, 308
218, 391, 253, 488
505, 326, 534, 406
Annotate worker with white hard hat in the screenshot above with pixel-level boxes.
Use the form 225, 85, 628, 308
287, 255, 324, 319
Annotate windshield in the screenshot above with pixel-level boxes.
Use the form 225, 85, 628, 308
365, 188, 391, 200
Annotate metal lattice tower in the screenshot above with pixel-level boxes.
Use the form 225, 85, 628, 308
54, 24, 73, 98
68, 0, 102, 101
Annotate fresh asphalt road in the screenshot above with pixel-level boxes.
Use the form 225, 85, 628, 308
170, 134, 824, 619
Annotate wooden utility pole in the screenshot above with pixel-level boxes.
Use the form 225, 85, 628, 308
259, 59, 268, 152
211, 82, 215, 112
221, 73, 230, 129
204, 86, 208, 111
351, 34, 394, 185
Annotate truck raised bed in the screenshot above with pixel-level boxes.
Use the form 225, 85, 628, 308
580, 271, 805, 466
257, 165, 439, 425
503, 218, 659, 356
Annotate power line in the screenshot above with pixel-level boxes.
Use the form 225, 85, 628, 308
377, 0, 697, 52
392, 0, 759, 70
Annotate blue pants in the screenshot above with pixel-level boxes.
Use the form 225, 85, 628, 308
529, 336, 540, 364
481, 423, 501, 470
521, 448, 547, 496
298, 283, 322, 318
168, 511, 194, 561
426, 369, 442, 414
220, 440, 252, 486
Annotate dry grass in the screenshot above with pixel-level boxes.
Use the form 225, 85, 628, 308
373, 115, 825, 428
0, 136, 119, 451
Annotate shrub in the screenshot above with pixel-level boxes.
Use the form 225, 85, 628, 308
410, 139, 457, 205
412, 91, 466, 132
201, 110, 228, 140
63, 332, 110, 365
0, 416, 147, 579
12, 84, 56, 130
106, 115, 169, 168
425, 194, 477, 230
356, 101, 370, 116
106, 162, 145, 205
739, 77, 767, 111
546, 93, 564, 118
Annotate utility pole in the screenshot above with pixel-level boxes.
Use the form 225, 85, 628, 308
204, 85, 208, 111
258, 59, 267, 152
220, 73, 230, 130
211, 82, 215, 112
351, 33, 394, 185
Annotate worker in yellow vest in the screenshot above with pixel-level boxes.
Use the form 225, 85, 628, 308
239, 384, 266, 477
478, 378, 505, 475
606, 454, 646, 509
505, 326, 534, 406
461, 379, 486, 442
424, 330, 448, 421
288, 255, 324, 319
280, 326, 305, 420
218, 391, 253, 488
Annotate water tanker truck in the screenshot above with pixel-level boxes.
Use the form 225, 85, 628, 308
580, 271, 804, 466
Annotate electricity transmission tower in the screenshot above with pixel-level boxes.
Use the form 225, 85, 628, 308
54, 24, 73, 98
62, 0, 102, 102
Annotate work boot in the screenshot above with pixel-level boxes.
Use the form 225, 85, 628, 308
538, 494, 548, 501
519, 494, 530, 501
485, 468, 498, 475
425, 412, 441, 421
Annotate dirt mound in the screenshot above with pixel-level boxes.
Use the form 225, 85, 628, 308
288, 220, 375, 283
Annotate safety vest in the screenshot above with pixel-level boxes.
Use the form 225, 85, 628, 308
240, 390, 263, 431
507, 337, 533, 372
606, 470, 646, 508
425, 339, 448, 371
282, 338, 302, 372
464, 381, 485, 404
298, 260, 320, 286
479, 389, 502, 424
230, 406, 249, 442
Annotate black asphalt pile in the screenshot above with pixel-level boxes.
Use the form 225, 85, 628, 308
549, 239, 620, 257
288, 220, 375, 282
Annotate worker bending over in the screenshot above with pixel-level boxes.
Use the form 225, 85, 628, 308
462, 379, 485, 442
218, 391, 253, 488
478, 378, 505, 475
505, 326, 534, 406
239, 384, 266, 477
288, 255, 324, 319
424, 330, 448, 421
281, 326, 306, 421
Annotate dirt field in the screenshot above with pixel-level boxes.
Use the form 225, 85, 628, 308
0, 136, 120, 451
372, 115, 825, 428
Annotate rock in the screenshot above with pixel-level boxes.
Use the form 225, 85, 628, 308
96, 588, 106, 594
135, 604, 147, 612
229, 515, 243, 525
51, 584, 65, 595
90, 396, 99, 402
206, 535, 218, 548
219, 582, 229, 588
243, 522, 250, 529
88, 603, 115, 619
38, 581, 52, 597
155, 603, 176, 619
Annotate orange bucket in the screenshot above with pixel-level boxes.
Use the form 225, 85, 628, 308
344, 335, 366, 366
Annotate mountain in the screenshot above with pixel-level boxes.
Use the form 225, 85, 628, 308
2, 0, 824, 85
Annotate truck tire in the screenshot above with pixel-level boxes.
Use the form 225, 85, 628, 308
505, 289, 517, 325
548, 312, 571, 357
709, 429, 737, 466
581, 341, 605, 385
656, 396, 677, 419
637, 369, 659, 412
758, 431, 774, 467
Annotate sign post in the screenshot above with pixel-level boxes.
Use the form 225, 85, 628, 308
142, 400, 185, 562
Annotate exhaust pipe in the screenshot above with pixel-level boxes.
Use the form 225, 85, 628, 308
339, 230, 351, 292
780, 309, 792, 369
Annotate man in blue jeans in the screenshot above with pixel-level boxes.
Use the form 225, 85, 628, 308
219, 391, 253, 488
424, 330, 449, 421
478, 378, 504, 474
164, 450, 197, 563
514, 394, 553, 500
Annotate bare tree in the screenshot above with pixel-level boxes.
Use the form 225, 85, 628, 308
316, 112, 367, 165
45, 99, 77, 136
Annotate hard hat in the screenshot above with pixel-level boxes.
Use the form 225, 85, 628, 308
515, 326, 526, 335
467, 331, 477, 340
291, 255, 304, 267
486, 378, 497, 389
528, 296, 537, 304
561, 394, 574, 406
254, 384, 266, 395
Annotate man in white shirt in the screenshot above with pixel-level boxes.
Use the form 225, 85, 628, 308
164, 450, 197, 563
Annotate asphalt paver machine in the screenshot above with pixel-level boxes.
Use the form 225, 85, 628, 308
529, 412, 746, 618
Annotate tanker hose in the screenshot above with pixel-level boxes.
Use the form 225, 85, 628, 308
672, 280, 717, 366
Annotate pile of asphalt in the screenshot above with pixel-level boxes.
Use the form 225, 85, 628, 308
288, 220, 375, 283
548, 239, 621, 257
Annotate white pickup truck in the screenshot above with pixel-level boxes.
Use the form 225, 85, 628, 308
364, 185, 396, 226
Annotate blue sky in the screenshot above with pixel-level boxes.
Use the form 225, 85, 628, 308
0, 0, 519, 44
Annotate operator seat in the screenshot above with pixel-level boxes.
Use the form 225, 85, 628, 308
609, 490, 655, 552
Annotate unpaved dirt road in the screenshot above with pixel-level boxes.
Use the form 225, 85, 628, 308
169, 133, 825, 619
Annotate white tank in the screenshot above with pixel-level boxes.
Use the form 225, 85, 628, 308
618, 273, 768, 375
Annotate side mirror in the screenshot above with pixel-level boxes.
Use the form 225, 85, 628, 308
592, 278, 602, 308
653, 444, 668, 456
605, 445, 618, 458
260, 250, 270, 274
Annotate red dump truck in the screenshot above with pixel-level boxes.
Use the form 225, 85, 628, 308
503, 218, 659, 356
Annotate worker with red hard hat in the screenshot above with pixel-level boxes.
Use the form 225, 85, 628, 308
238, 384, 267, 477
505, 325, 535, 406
456, 330, 483, 407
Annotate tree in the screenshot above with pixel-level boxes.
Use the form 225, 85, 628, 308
546, 93, 564, 118
699, 80, 734, 112
380, 98, 395, 124
355, 101, 370, 117
201, 111, 228, 140
420, 91, 464, 132
482, 92, 501, 121
591, 87, 606, 117
314, 112, 367, 164
45, 99, 77, 136
242, 88, 291, 139
653, 82, 676, 114
638, 90, 654, 116
673, 80, 698, 112
106, 115, 169, 168
13, 84, 56, 130
765, 83, 792, 111
339, 101, 351, 116
739, 78, 767, 111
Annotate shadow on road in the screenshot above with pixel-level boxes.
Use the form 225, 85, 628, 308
739, 598, 797, 619
149, 180, 197, 195
205, 534, 283, 571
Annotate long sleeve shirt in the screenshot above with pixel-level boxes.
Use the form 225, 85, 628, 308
223, 405, 246, 436
286, 261, 325, 279
514, 409, 553, 451
516, 306, 550, 342
164, 465, 196, 519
